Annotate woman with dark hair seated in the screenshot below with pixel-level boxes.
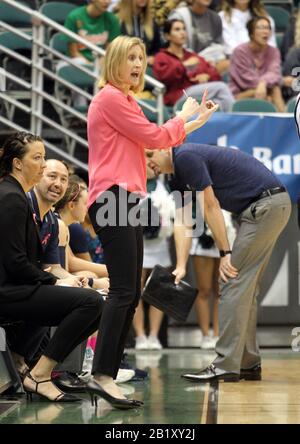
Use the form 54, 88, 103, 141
0, 131, 103, 403
153, 19, 234, 110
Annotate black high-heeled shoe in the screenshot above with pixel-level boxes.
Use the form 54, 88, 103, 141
85, 380, 143, 410
24, 372, 82, 403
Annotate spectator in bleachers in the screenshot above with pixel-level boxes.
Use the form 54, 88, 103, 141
0, 132, 103, 402
108, 0, 120, 11
210, 0, 222, 10
280, 9, 300, 97
153, 19, 234, 109
64, 0, 120, 64
151, 0, 182, 27
281, 8, 298, 61
219, 0, 276, 58
62, 0, 120, 108
169, 0, 229, 74
117, 0, 163, 65
229, 16, 285, 112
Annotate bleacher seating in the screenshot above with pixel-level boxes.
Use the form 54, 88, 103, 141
55, 64, 95, 110
140, 99, 172, 123
0, 30, 32, 120
287, 95, 297, 113
39, 1, 77, 25
265, 5, 291, 33
50, 32, 69, 59
0, 1, 33, 29
54, 64, 94, 140
263, 0, 294, 14
232, 99, 278, 112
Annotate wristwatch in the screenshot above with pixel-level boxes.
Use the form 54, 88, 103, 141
219, 250, 232, 257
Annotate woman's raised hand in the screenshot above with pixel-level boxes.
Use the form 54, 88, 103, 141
194, 89, 219, 124
198, 89, 218, 113
179, 90, 219, 123
179, 96, 202, 121
183, 89, 219, 135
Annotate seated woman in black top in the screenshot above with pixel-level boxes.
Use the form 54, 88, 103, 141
0, 132, 103, 402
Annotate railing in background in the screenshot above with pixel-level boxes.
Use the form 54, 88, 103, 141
0, 0, 166, 170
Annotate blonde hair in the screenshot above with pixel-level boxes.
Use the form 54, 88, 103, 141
98, 36, 147, 93
221, 0, 268, 23
294, 10, 300, 47
117, 0, 154, 41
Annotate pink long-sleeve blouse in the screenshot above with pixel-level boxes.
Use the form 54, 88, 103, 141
87, 84, 186, 208
229, 43, 282, 95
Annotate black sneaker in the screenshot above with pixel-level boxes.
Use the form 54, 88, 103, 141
52, 372, 87, 393
240, 364, 262, 381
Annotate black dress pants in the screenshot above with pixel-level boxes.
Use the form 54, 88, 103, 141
5, 322, 49, 363
0, 286, 103, 363
89, 186, 143, 378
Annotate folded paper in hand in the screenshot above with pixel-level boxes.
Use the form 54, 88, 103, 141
142, 265, 197, 323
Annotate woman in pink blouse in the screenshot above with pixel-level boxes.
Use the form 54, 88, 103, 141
229, 16, 285, 112
86, 35, 218, 409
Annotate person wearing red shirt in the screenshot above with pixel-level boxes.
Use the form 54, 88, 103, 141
86, 35, 218, 409
153, 19, 234, 110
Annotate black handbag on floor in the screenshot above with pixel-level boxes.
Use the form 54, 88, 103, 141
142, 265, 198, 323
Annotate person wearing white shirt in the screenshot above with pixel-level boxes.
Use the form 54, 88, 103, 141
219, 0, 276, 57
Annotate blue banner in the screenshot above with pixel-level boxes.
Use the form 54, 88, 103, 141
187, 113, 300, 202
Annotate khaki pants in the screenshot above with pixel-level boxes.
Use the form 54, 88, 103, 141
214, 192, 291, 373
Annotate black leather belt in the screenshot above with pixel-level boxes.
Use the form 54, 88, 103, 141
252, 186, 286, 204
